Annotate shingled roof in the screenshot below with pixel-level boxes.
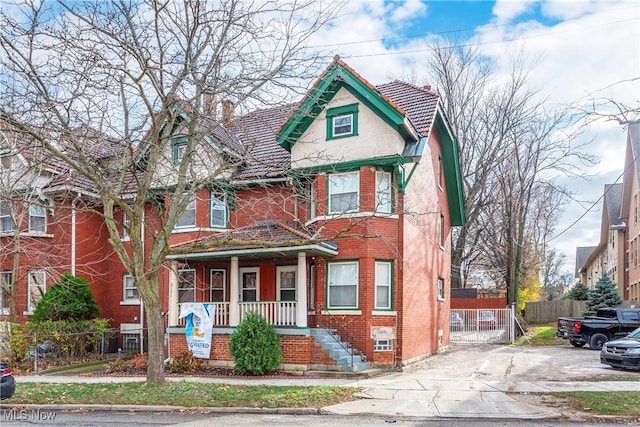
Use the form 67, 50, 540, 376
376, 81, 440, 136
168, 220, 337, 259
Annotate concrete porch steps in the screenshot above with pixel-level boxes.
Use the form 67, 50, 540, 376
310, 328, 371, 373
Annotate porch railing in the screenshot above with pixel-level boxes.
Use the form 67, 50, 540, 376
177, 302, 229, 327
239, 301, 296, 327
176, 301, 296, 327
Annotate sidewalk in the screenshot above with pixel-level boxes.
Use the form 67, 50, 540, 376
8, 373, 639, 420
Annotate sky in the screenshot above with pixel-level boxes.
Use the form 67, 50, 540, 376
305, 0, 640, 276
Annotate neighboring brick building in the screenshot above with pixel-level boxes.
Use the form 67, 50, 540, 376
1, 57, 465, 372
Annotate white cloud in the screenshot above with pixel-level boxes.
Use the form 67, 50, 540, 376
492, 0, 539, 23
389, 0, 428, 23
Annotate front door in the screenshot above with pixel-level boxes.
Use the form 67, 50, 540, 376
239, 267, 259, 302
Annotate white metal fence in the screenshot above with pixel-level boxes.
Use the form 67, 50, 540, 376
450, 308, 515, 344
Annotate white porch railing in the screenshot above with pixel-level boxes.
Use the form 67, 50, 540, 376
176, 301, 297, 327
239, 301, 297, 327
177, 302, 229, 327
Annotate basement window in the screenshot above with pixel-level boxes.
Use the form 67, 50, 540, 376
374, 339, 393, 352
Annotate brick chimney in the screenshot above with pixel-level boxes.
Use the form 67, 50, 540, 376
222, 100, 235, 124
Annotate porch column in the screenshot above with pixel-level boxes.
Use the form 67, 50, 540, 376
296, 252, 308, 327
168, 261, 179, 327
230, 256, 239, 327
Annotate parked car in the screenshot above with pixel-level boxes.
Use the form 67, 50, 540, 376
557, 307, 640, 350
477, 310, 496, 330
600, 327, 640, 370
0, 361, 16, 400
450, 312, 464, 331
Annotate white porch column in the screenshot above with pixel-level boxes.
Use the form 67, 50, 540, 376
168, 261, 179, 327
230, 257, 240, 326
296, 252, 308, 327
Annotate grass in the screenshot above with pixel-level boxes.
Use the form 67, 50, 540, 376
553, 391, 640, 416
514, 325, 562, 346
7, 382, 359, 408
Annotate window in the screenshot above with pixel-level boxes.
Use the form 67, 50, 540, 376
308, 265, 316, 310
176, 195, 196, 228
210, 191, 227, 228
374, 339, 393, 351
29, 204, 46, 233
375, 171, 392, 214
209, 269, 226, 302
178, 269, 196, 303
27, 270, 46, 313
437, 277, 445, 300
277, 266, 296, 301
438, 156, 444, 189
0, 201, 14, 232
122, 275, 139, 302
328, 171, 359, 214
122, 212, 131, 240
306, 180, 317, 219
375, 261, 392, 310
172, 137, 187, 164
326, 103, 358, 139
439, 213, 445, 248
1, 271, 11, 315
327, 261, 358, 309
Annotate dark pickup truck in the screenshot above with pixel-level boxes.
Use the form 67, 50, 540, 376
556, 307, 640, 350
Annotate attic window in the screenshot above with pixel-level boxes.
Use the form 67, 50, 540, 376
326, 104, 358, 140
172, 136, 187, 164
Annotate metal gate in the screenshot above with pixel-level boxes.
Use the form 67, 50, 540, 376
450, 308, 515, 344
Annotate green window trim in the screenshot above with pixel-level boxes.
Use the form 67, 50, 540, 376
326, 103, 359, 140
326, 260, 359, 310
171, 136, 188, 164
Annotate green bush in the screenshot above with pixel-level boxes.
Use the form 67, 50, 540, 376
168, 351, 202, 374
228, 311, 282, 375
7, 323, 30, 363
32, 273, 100, 321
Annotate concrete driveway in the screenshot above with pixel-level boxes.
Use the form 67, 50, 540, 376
323, 343, 640, 419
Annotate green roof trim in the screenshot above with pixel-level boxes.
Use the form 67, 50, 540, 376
276, 61, 415, 151
434, 110, 465, 226
289, 155, 409, 176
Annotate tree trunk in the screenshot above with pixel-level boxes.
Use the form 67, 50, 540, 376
140, 277, 165, 384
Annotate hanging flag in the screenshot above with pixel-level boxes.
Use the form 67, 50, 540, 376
179, 303, 216, 359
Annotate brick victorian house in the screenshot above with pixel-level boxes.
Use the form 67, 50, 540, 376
1, 57, 465, 372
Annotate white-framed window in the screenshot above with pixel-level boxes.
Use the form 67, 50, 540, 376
308, 264, 316, 310
327, 261, 358, 309
437, 277, 445, 300
123, 275, 139, 302
1, 271, 11, 315
209, 269, 226, 302
122, 212, 131, 240
307, 180, 317, 219
374, 339, 393, 351
439, 213, 445, 248
178, 268, 196, 303
176, 195, 196, 228
210, 191, 227, 228
333, 115, 353, 136
0, 201, 13, 232
328, 171, 359, 214
277, 266, 296, 301
172, 138, 187, 164
438, 156, 444, 190
375, 171, 392, 214
375, 261, 392, 310
29, 204, 46, 233
240, 267, 259, 302
27, 270, 46, 313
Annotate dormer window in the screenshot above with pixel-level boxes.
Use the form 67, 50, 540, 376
172, 137, 187, 164
326, 104, 358, 140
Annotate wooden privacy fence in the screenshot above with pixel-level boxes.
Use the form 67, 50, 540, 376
524, 300, 586, 324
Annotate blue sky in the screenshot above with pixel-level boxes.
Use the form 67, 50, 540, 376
307, 0, 640, 275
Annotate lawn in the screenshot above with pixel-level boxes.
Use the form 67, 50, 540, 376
554, 391, 640, 417
514, 325, 563, 346
6, 382, 359, 408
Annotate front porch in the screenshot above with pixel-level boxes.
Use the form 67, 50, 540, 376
175, 300, 297, 327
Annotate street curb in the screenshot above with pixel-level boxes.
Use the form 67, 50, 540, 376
0, 403, 321, 415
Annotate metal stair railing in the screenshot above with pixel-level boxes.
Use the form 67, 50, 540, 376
316, 308, 364, 370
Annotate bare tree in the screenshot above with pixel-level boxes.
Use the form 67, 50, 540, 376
422, 44, 596, 304
0, 0, 335, 384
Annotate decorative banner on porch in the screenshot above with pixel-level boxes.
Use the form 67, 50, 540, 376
179, 303, 216, 359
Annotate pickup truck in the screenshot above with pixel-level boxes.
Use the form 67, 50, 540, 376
556, 307, 640, 350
